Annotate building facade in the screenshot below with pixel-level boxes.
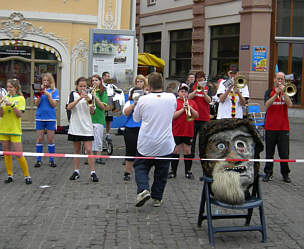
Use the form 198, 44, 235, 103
137, 0, 304, 116
0, 0, 135, 127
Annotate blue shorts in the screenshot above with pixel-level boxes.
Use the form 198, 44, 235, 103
36, 121, 57, 130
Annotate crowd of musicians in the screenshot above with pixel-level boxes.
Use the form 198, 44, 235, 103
0, 64, 293, 207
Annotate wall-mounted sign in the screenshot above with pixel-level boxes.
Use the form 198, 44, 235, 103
240, 45, 250, 50
251, 46, 267, 72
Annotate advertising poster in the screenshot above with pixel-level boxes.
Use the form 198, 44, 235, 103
89, 29, 136, 90
251, 46, 267, 72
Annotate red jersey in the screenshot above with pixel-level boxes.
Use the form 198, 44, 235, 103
264, 88, 289, 131
172, 98, 198, 137
192, 82, 210, 121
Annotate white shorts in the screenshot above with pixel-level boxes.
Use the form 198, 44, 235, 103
92, 123, 104, 152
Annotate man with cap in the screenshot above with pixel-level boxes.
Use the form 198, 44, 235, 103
216, 64, 249, 119
168, 83, 198, 179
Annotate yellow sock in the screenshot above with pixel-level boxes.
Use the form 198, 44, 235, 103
17, 156, 30, 177
4, 155, 13, 176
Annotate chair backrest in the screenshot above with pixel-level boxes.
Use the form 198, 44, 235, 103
248, 104, 261, 114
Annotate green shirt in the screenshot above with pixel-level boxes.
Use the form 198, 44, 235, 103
91, 90, 108, 125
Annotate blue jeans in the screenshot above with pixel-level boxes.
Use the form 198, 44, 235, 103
134, 152, 171, 201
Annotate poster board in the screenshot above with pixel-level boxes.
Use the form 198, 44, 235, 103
89, 29, 136, 90
251, 46, 268, 72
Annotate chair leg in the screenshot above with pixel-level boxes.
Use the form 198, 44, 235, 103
205, 184, 215, 246
259, 204, 267, 242
197, 184, 206, 227
245, 208, 253, 226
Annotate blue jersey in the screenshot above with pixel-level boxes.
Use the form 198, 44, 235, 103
35, 88, 59, 121
124, 100, 141, 128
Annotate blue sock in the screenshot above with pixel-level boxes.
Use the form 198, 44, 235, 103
48, 144, 55, 162
36, 144, 43, 162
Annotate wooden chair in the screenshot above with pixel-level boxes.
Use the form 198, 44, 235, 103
197, 174, 267, 246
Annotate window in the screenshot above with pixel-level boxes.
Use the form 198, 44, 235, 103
169, 29, 192, 79
209, 24, 240, 80
277, 0, 304, 37
275, 0, 304, 105
144, 32, 161, 58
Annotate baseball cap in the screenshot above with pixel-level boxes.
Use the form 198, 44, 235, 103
229, 64, 239, 74
178, 83, 189, 92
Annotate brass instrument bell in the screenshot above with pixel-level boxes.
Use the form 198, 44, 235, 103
283, 82, 297, 97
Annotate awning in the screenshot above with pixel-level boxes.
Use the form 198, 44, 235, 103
0, 40, 61, 61
138, 53, 165, 69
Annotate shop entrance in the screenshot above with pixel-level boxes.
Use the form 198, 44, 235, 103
0, 42, 60, 128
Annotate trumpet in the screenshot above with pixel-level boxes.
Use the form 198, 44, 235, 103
81, 89, 94, 107
183, 96, 194, 122
283, 82, 297, 97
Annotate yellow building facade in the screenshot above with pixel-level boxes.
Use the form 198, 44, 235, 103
0, 0, 135, 127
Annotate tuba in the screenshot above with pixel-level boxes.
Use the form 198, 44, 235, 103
183, 96, 194, 122
283, 82, 297, 97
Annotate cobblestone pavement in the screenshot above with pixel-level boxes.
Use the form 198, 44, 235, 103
0, 118, 303, 249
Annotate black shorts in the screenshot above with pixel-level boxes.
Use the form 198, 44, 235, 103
174, 136, 193, 146
68, 134, 94, 141
124, 127, 140, 161
105, 115, 113, 122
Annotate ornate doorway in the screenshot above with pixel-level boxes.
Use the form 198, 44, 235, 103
0, 43, 60, 128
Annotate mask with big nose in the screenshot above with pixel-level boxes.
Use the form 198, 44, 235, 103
205, 126, 255, 204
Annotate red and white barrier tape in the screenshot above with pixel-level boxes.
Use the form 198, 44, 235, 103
1, 151, 304, 163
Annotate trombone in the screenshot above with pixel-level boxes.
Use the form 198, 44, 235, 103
183, 96, 194, 122
283, 82, 297, 97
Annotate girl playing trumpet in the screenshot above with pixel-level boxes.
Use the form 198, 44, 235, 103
0, 78, 32, 184
66, 77, 99, 182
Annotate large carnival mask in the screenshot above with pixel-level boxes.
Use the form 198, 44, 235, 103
199, 119, 264, 205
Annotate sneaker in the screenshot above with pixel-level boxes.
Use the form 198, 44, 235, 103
49, 161, 57, 167
25, 177, 32, 184
185, 172, 194, 179
135, 189, 151, 207
168, 171, 176, 179
152, 198, 162, 207
123, 173, 131, 181
34, 161, 42, 168
69, 171, 80, 180
96, 158, 105, 165
283, 175, 291, 183
263, 174, 273, 182
91, 173, 99, 182
4, 176, 13, 184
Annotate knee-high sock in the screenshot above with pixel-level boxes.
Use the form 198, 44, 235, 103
184, 154, 193, 174
170, 154, 180, 174
48, 144, 55, 162
4, 155, 13, 176
17, 156, 30, 177
36, 144, 43, 162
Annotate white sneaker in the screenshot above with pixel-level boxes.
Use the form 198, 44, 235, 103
135, 189, 151, 207
152, 198, 162, 207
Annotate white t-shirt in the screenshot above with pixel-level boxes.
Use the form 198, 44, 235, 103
216, 79, 249, 119
133, 92, 176, 156
67, 92, 94, 136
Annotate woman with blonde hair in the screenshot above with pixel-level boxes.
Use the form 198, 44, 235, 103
34, 72, 59, 168
0, 78, 32, 184
128, 74, 148, 95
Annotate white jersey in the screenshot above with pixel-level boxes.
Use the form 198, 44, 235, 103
133, 92, 176, 156
216, 79, 249, 119
67, 92, 94, 136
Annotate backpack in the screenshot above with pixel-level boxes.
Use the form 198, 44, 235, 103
66, 91, 74, 122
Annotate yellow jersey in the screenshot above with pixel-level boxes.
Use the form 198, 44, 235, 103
0, 95, 25, 136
